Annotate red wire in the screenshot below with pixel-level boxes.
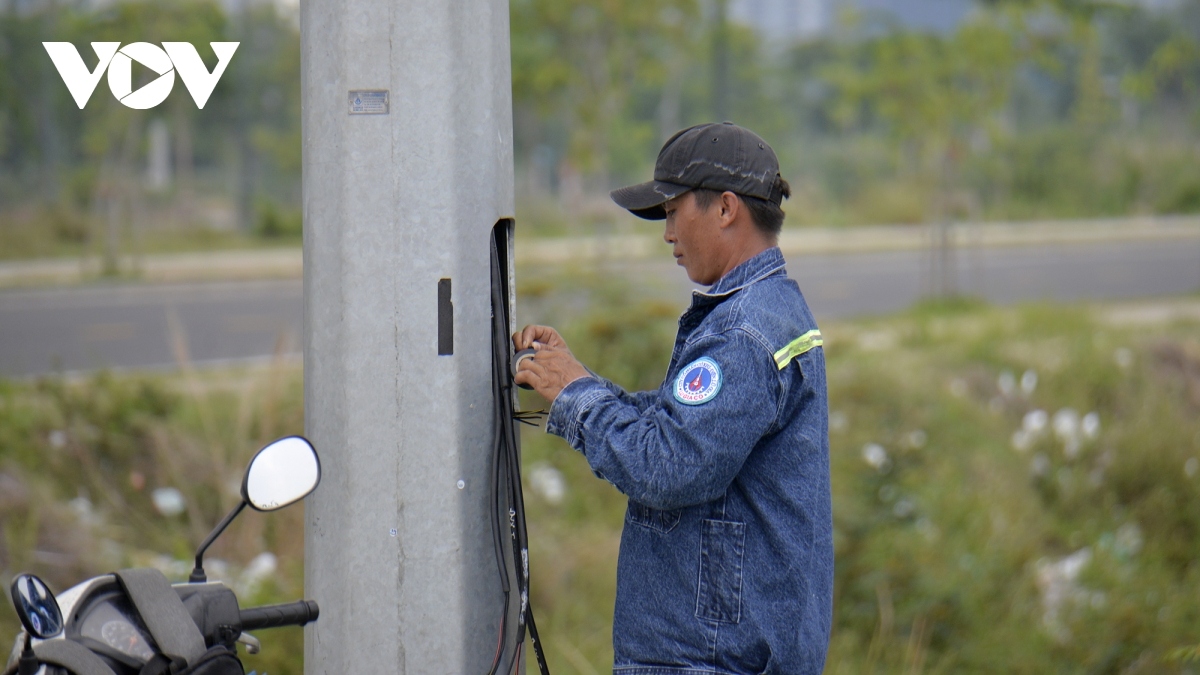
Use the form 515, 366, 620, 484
509, 640, 524, 675
488, 609, 504, 675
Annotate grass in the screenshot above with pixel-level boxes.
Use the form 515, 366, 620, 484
0, 201, 302, 264
2, 292, 1200, 674
0, 358, 306, 674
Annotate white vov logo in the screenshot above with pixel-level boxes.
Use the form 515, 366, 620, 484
43, 42, 239, 110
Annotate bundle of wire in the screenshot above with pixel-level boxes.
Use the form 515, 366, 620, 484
488, 229, 551, 675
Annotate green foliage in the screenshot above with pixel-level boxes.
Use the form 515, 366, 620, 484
818, 302, 1200, 672
11, 1, 1200, 251
819, 21, 1017, 145
255, 200, 302, 239
511, 0, 699, 178
515, 0, 1200, 231
0, 362, 306, 673
0, 0, 302, 253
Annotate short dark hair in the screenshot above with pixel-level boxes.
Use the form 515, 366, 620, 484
692, 178, 792, 237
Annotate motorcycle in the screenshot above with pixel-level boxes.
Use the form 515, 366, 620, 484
4, 435, 322, 675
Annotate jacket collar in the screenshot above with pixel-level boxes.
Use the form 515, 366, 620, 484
691, 246, 786, 306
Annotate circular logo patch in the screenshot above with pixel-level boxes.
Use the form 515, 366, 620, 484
674, 357, 723, 405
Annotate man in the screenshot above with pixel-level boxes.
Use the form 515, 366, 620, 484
514, 122, 832, 675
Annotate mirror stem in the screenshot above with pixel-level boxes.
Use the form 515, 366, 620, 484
18, 633, 39, 675
190, 501, 248, 583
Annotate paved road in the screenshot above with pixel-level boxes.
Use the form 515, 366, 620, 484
795, 237, 1200, 318
0, 280, 303, 378
1, 238, 1197, 377
587, 237, 1200, 318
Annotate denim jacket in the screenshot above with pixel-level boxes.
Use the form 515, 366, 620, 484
547, 247, 833, 675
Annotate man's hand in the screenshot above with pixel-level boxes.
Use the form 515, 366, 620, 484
513, 325, 591, 402
513, 324, 569, 351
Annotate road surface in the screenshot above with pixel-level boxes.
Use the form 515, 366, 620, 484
0, 238, 1197, 377
0, 280, 303, 378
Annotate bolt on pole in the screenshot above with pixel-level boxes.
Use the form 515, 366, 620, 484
301, 0, 516, 671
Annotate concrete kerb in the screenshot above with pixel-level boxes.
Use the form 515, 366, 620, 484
2, 216, 1198, 289
0, 248, 304, 289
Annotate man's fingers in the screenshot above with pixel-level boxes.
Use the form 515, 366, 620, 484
513, 368, 536, 388
512, 329, 587, 403
514, 356, 553, 397
517, 325, 565, 350
520, 325, 544, 348
523, 354, 549, 375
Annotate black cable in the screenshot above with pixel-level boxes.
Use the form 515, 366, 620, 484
488, 227, 551, 675
526, 600, 550, 675
486, 383, 511, 675
486, 232, 513, 675
493, 238, 527, 672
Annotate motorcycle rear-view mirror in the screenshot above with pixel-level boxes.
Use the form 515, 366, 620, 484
10, 574, 63, 639
242, 435, 322, 511
191, 435, 321, 583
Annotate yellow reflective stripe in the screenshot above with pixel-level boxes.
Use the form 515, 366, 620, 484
773, 329, 823, 370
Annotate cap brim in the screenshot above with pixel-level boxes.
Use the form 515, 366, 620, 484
610, 180, 691, 220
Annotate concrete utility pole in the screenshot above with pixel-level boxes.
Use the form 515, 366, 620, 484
301, 0, 516, 671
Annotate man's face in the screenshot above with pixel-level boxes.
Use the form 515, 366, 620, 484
663, 191, 725, 286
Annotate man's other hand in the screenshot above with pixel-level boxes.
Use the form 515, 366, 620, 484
513, 324, 568, 351
513, 325, 590, 402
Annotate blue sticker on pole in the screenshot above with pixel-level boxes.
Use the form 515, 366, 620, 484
673, 357, 722, 405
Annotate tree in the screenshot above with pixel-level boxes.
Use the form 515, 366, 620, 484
510, 0, 698, 186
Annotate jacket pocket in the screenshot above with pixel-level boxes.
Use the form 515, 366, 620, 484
695, 519, 746, 624
626, 501, 682, 534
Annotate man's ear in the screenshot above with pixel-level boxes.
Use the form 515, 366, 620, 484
718, 191, 740, 228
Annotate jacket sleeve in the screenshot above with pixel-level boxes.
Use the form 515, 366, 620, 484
590, 371, 659, 412
547, 328, 781, 511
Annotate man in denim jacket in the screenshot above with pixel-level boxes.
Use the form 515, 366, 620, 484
514, 123, 832, 675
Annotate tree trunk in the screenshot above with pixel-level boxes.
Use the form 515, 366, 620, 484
173, 99, 195, 228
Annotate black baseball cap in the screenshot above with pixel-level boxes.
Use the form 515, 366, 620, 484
610, 122, 784, 220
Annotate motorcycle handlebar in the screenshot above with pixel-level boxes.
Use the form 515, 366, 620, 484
239, 599, 320, 630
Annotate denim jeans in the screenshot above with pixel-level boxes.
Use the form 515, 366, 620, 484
548, 247, 833, 675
